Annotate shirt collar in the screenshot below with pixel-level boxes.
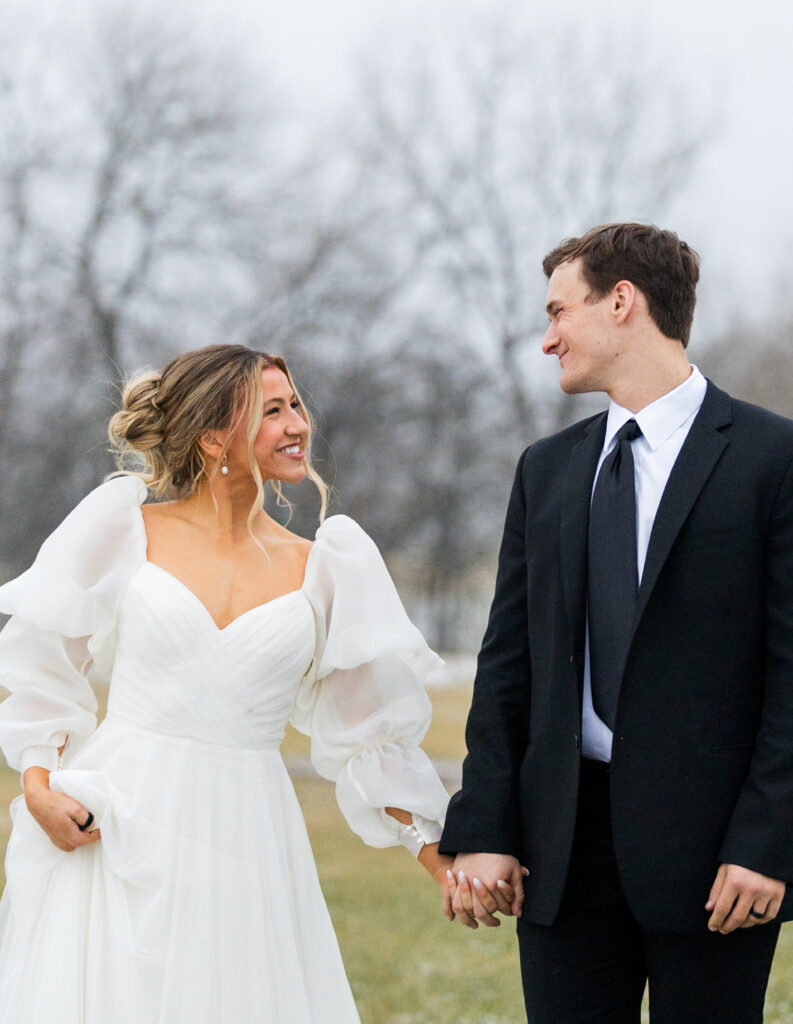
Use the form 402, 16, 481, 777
604, 365, 708, 453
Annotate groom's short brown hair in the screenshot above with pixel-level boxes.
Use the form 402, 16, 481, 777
543, 223, 700, 347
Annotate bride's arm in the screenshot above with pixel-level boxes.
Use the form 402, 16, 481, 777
293, 516, 450, 872
384, 804, 516, 926
0, 477, 147, 777
384, 805, 454, 883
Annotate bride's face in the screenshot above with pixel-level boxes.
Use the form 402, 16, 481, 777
227, 367, 309, 484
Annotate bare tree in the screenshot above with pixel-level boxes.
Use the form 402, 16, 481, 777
0, 8, 321, 563
699, 308, 793, 420
350, 9, 716, 442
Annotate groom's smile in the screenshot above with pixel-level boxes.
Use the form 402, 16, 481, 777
542, 258, 615, 396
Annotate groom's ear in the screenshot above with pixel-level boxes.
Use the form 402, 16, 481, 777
611, 279, 637, 324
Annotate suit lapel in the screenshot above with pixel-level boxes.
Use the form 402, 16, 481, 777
634, 381, 732, 627
559, 413, 607, 661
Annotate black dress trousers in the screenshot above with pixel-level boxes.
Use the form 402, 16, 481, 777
516, 760, 781, 1024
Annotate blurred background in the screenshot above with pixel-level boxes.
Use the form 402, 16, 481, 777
2, 1, 793, 1019
2, 0, 793, 651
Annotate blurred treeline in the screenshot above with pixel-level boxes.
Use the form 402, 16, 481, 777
1, 6, 791, 651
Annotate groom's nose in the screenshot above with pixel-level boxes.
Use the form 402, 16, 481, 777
542, 324, 559, 354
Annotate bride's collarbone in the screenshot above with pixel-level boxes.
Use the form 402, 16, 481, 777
141, 507, 312, 615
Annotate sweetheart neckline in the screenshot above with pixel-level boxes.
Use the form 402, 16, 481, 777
140, 560, 309, 633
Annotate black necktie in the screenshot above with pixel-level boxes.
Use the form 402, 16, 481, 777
587, 419, 643, 730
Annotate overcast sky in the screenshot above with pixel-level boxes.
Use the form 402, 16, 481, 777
232, 0, 793, 318
13, 0, 793, 341
194, 0, 793, 324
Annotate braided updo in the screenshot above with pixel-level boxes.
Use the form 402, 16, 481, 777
107, 344, 328, 520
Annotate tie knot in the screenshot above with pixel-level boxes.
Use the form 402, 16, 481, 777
616, 419, 642, 444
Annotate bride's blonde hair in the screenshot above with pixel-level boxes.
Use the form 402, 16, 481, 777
108, 345, 329, 528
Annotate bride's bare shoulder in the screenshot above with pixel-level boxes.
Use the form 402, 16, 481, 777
140, 501, 184, 529
266, 521, 314, 559
140, 500, 181, 515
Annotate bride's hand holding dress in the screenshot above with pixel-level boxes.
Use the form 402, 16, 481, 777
23, 765, 101, 852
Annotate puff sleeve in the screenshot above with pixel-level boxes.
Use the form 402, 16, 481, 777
292, 515, 449, 855
0, 476, 148, 773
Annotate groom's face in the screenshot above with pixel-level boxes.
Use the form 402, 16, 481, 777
542, 259, 615, 395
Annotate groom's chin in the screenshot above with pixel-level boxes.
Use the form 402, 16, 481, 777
559, 375, 584, 395
558, 371, 601, 396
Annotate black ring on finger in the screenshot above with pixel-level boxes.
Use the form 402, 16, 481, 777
749, 908, 765, 920
77, 811, 94, 832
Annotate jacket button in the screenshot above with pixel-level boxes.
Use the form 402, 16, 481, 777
573, 733, 580, 748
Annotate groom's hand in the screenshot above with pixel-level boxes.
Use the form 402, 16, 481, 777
706, 863, 786, 934
448, 853, 527, 928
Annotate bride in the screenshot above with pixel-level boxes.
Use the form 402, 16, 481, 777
0, 344, 456, 1022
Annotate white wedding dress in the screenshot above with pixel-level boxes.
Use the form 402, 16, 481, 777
0, 477, 448, 1023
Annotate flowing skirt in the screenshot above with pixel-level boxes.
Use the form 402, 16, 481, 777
0, 718, 360, 1023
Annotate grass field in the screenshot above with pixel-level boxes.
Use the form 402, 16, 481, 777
2, 684, 793, 1023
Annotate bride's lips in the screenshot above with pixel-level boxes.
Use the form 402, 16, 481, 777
277, 444, 304, 460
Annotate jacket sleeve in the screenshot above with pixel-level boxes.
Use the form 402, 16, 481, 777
439, 449, 531, 858
719, 454, 793, 881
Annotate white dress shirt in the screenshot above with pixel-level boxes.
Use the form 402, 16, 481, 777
581, 365, 708, 761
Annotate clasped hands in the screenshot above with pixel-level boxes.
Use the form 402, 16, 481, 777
443, 853, 528, 929
418, 845, 526, 928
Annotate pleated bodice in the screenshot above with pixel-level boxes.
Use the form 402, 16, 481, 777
107, 562, 316, 751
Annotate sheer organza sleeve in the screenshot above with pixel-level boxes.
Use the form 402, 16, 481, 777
0, 476, 148, 773
292, 515, 449, 855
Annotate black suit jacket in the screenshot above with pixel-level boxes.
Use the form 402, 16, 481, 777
440, 381, 793, 931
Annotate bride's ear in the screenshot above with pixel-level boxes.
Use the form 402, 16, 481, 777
198, 430, 225, 460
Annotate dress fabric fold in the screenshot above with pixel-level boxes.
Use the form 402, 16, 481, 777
0, 478, 447, 1023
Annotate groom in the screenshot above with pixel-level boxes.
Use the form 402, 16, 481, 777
440, 223, 793, 1022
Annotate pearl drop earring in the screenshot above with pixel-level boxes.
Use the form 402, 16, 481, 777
220, 455, 229, 476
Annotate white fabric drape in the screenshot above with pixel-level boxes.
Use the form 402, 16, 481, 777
0, 477, 147, 771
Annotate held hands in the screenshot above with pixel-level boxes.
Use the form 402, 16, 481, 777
706, 863, 785, 934
444, 853, 528, 929
23, 767, 101, 853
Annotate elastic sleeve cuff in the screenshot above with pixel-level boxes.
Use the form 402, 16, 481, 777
397, 814, 444, 858
19, 746, 60, 775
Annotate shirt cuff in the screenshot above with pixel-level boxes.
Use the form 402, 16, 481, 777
397, 814, 445, 858
19, 746, 60, 775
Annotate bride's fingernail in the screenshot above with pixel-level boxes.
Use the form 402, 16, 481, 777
496, 879, 507, 889
446, 869, 453, 880
458, 871, 466, 883
473, 877, 483, 889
